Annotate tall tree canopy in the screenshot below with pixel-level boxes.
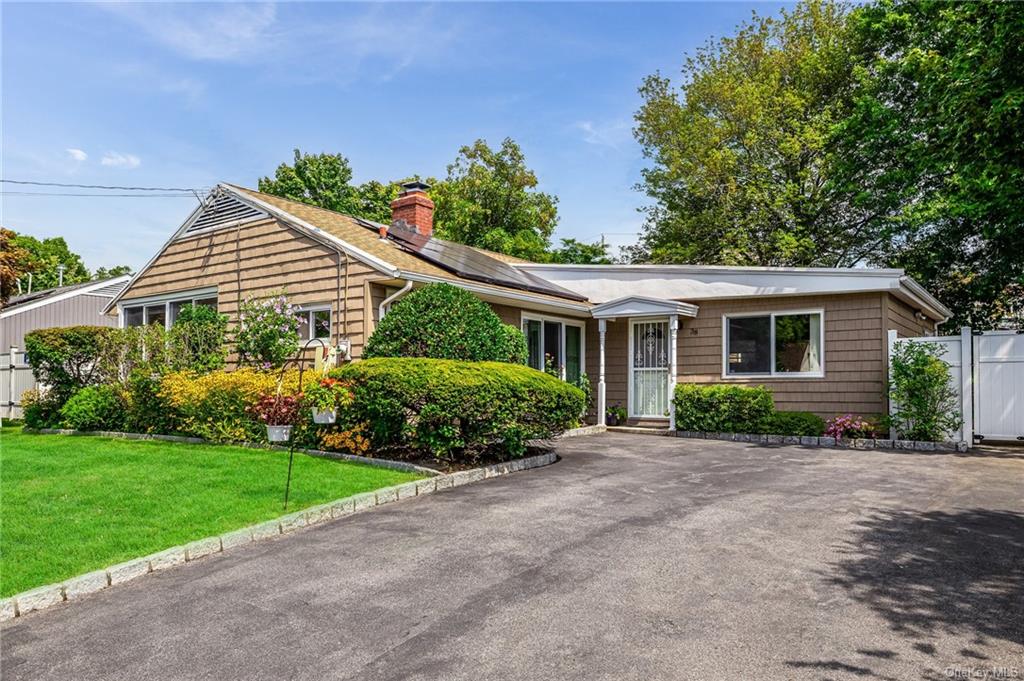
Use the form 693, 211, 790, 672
835, 0, 1024, 328
432, 138, 559, 262
0, 228, 33, 306
632, 0, 863, 267
258, 149, 404, 223
12, 234, 90, 290
547, 238, 612, 265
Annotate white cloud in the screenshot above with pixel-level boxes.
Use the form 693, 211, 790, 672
101, 152, 141, 169
100, 3, 278, 61
66, 148, 88, 162
97, 3, 465, 85
574, 119, 632, 149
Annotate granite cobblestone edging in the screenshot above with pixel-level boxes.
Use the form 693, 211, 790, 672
0, 450, 558, 623
674, 430, 969, 453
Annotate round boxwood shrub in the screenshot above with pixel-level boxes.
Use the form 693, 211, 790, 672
332, 358, 585, 464
59, 384, 126, 432
364, 283, 524, 363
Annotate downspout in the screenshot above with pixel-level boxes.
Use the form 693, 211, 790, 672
379, 281, 413, 321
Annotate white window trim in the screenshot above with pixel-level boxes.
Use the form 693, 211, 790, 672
120, 288, 218, 331
295, 304, 333, 342
628, 316, 671, 418
520, 312, 586, 381
721, 309, 826, 379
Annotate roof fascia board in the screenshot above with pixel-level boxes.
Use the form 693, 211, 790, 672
515, 263, 906, 277
895, 276, 951, 321
398, 271, 592, 314
3, 275, 131, 319
220, 185, 400, 278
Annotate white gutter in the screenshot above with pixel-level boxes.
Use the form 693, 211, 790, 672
379, 281, 413, 320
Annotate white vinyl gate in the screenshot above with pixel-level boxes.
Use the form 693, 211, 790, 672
973, 331, 1024, 442
888, 328, 1024, 445
1, 348, 36, 420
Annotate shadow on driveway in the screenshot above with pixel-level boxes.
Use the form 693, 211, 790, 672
787, 508, 1024, 679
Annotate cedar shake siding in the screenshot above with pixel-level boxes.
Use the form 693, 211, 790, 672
677, 293, 886, 417
582, 291, 937, 421
885, 294, 937, 338
119, 216, 390, 361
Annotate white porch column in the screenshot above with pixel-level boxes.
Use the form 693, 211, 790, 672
668, 315, 678, 431
597, 319, 607, 426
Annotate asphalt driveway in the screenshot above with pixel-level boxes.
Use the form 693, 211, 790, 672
3, 433, 1022, 680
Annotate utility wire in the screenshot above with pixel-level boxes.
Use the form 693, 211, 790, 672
1, 179, 207, 192
2, 191, 200, 197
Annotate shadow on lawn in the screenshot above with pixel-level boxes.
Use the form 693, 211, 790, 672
785, 508, 1024, 679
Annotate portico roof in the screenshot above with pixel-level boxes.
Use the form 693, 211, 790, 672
590, 295, 698, 319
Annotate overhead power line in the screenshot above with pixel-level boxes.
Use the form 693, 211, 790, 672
2, 190, 199, 197
1, 179, 207, 192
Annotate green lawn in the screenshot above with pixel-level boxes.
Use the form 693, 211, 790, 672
0, 427, 423, 597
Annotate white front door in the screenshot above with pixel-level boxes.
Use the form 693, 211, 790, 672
630, 320, 670, 417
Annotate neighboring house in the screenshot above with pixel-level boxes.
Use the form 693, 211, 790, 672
1, 275, 131, 418
1, 275, 131, 350
104, 182, 949, 427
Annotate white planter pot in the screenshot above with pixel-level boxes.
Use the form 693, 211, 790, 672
312, 408, 337, 425
266, 425, 293, 443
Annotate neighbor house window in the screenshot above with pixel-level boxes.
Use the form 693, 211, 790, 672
295, 306, 332, 341
522, 314, 584, 382
123, 291, 218, 330
724, 311, 823, 377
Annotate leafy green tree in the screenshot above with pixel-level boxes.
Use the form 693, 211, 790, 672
92, 265, 132, 280
836, 0, 1024, 329
432, 138, 558, 262
12, 234, 90, 290
258, 148, 413, 223
632, 0, 873, 267
547, 238, 612, 264
0, 228, 33, 306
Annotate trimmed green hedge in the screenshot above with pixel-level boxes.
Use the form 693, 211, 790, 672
674, 384, 774, 433
764, 411, 825, 437
333, 358, 585, 464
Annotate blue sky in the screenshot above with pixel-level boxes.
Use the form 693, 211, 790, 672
2, 2, 787, 271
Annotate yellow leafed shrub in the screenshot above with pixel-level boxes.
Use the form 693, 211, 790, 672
159, 368, 309, 443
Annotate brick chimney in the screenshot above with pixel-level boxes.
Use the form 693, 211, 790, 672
390, 181, 434, 238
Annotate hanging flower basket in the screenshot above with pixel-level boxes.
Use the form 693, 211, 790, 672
266, 425, 293, 442
312, 408, 337, 425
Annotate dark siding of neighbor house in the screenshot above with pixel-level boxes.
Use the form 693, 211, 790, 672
1, 294, 119, 350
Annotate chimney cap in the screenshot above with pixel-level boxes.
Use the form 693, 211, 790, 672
400, 180, 431, 194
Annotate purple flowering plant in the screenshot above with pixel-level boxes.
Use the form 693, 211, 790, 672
236, 292, 301, 369
825, 414, 877, 440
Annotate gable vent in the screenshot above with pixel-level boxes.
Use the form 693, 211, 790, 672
182, 192, 267, 236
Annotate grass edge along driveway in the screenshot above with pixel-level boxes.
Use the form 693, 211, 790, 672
0, 427, 424, 597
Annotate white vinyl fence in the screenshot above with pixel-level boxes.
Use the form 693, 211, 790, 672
888, 328, 1024, 445
1, 348, 36, 420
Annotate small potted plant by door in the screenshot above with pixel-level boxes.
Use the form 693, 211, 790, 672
606, 404, 627, 427
304, 377, 354, 425
251, 392, 302, 443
